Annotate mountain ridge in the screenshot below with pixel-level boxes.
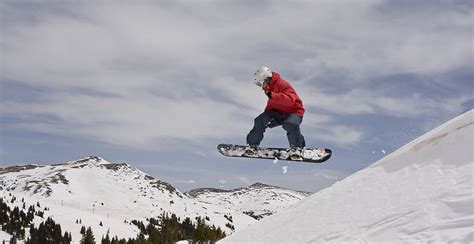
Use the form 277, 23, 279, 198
186, 181, 311, 220
0, 156, 310, 241
186, 182, 311, 198
1, 156, 252, 241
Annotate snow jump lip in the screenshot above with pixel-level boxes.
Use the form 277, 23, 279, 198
217, 144, 332, 163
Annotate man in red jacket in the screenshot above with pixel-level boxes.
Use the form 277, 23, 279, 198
246, 67, 306, 156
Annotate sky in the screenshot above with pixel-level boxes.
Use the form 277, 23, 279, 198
1, 0, 472, 193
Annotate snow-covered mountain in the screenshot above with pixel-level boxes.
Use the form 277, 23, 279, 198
0, 157, 256, 241
0, 156, 314, 242
223, 110, 474, 243
186, 183, 311, 220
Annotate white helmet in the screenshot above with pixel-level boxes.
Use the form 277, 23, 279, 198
253, 66, 272, 87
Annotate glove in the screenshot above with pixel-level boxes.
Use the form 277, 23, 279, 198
266, 91, 272, 98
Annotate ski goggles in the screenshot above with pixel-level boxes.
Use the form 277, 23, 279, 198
254, 80, 264, 87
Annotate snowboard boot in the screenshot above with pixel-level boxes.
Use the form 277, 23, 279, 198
289, 147, 303, 160
244, 144, 258, 156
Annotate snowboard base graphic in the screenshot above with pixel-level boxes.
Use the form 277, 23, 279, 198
217, 144, 332, 163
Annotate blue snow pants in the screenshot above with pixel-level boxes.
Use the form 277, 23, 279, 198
246, 110, 306, 148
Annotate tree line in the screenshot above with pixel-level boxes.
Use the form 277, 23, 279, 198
0, 196, 71, 243
2, 195, 227, 243
100, 212, 226, 244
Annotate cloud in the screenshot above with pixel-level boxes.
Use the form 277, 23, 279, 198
175, 179, 197, 184
301, 88, 469, 117
2, 91, 252, 148
1, 0, 472, 150
3, 1, 471, 87
312, 169, 349, 181
318, 126, 363, 146
299, 114, 362, 145
237, 176, 252, 186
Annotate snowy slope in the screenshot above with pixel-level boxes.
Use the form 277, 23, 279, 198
0, 231, 11, 243
0, 157, 255, 242
186, 183, 311, 220
222, 110, 474, 243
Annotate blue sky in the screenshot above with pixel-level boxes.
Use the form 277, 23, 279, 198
1, 0, 472, 192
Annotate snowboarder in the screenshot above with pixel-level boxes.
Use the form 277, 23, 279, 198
246, 67, 306, 158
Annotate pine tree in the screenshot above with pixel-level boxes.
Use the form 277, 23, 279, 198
63, 231, 72, 244
80, 226, 86, 235
50, 218, 63, 242
180, 217, 194, 238
81, 227, 95, 244
101, 231, 111, 244
9, 235, 17, 244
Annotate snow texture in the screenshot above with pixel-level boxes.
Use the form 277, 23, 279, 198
0, 157, 311, 242
222, 110, 474, 243
0, 231, 11, 242
0, 157, 256, 242
185, 183, 311, 221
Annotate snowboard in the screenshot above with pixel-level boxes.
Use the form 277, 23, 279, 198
217, 144, 332, 163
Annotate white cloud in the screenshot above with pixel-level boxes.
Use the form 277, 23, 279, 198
3, 1, 471, 88
312, 168, 350, 181
316, 126, 363, 146
313, 173, 340, 181
299, 113, 363, 145
1, 0, 471, 150
301, 87, 469, 118
2, 92, 252, 148
175, 179, 197, 184
237, 176, 251, 186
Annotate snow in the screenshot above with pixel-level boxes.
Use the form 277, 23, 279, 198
0, 157, 256, 242
282, 166, 288, 174
1, 156, 310, 243
222, 110, 474, 243
186, 183, 310, 220
0, 231, 11, 242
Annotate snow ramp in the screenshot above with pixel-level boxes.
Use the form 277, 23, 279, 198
222, 110, 473, 243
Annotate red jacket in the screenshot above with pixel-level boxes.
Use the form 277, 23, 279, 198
264, 71, 305, 117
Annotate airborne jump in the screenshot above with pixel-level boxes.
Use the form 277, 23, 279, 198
218, 67, 331, 163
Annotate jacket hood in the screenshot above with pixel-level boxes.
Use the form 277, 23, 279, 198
271, 71, 281, 82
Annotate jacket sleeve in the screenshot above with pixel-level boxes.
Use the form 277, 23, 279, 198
265, 86, 298, 110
